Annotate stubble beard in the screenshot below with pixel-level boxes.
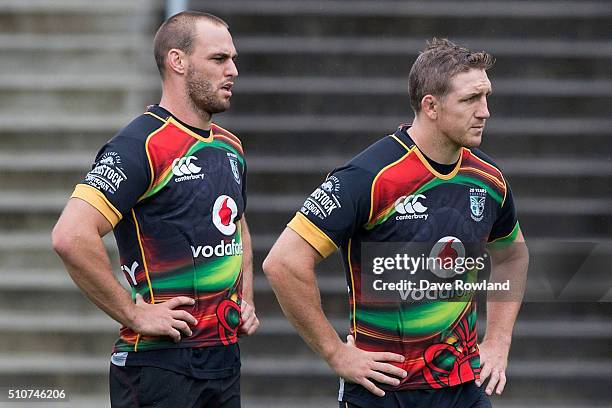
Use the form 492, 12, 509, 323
186, 68, 230, 121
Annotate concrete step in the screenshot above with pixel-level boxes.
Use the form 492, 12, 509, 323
0, 0, 161, 35
2, 254, 611, 312
0, 309, 610, 361
0, 131, 608, 163
230, 93, 611, 118
209, 3, 612, 41
4, 75, 612, 97
0, 115, 610, 157
0, 153, 609, 196
197, 0, 612, 19
0, 232, 121, 269
215, 115, 612, 136
8, 34, 607, 63
0, 231, 279, 270
3, 225, 612, 269
26, 151, 610, 174
233, 77, 612, 97
0, 89, 136, 116
1, 188, 611, 237
0, 0, 158, 13
0, 75, 157, 116
0, 34, 147, 51
231, 36, 612, 78
234, 36, 612, 58
0, 34, 152, 75
4, 85, 610, 119
1, 265, 611, 316
0, 130, 112, 152
0, 73, 158, 92
240, 52, 610, 79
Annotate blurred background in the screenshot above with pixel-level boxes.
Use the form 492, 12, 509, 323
0, 0, 611, 407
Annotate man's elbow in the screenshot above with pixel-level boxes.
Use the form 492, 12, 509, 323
517, 241, 530, 265
262, 253, 283, 284
51, 221, 77, 259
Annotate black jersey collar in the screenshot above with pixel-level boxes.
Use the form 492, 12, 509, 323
393, 124, 462, 178
146, 105, 212, 139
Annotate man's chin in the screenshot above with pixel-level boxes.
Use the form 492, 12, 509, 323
462, 136, 482, 149
202, 103, 230, 115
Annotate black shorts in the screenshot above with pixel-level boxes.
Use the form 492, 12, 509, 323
339, 380, 491, 408
110, 364, 240, 408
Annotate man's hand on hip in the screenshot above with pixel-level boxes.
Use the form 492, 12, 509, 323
476, 339, 510, 395
329, 335, 407, 397
238, 299, 260, 337
131, 294, 198, 343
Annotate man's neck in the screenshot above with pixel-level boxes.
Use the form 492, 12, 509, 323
407, 118, 461, 165
159, 90, 212, 130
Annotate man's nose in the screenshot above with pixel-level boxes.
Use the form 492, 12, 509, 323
227, 60, 238, 78
476, 99, 490, 119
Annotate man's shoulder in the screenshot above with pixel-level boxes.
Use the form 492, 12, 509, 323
325, 132, 412, 200
113, 111, 167, 144
466, 148, 506, 178
347, 133, 410, 175
211, 123, 241, 144
211, 123, 244, 157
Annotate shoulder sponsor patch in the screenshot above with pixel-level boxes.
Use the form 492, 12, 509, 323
84, 152, 127, 195
301, 175, 342, 220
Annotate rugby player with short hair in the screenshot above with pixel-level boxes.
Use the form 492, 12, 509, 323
263, 38, 529, 408
52, 11, 258, 408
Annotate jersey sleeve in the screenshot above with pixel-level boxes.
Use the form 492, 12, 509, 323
287, 165, 371, 258
241, 160, 248, 211
71, 136, 151, 227
488, 178, 520, 243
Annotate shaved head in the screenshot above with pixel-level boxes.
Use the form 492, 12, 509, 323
153, 11, 228, 78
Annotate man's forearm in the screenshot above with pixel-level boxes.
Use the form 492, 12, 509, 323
267, 263, 342, 362
240, 218, 254, 305
485, 244, 528, 344
55, 232, 135, 328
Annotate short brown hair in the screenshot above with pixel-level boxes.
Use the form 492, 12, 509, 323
153, 11, 228, 78
408, 38, 495, 113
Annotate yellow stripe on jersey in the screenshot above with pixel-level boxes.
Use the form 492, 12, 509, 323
413, 147, 463, 180
71, 184, 122, 227
287, 212, 338, 258
168, 117, 214, 143
347, 238, 357, 339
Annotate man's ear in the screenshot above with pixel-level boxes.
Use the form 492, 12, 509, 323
421, 95, 438, 120
166, 49, 187, 75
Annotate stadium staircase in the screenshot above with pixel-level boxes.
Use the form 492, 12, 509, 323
0, 1, 611, 407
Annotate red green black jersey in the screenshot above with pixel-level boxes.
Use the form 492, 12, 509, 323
288, 125, 519, 390
72, 105, 246, 353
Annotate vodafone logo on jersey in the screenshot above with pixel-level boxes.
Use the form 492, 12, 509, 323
428, 236, 466, 278
213, 195, 238, 235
